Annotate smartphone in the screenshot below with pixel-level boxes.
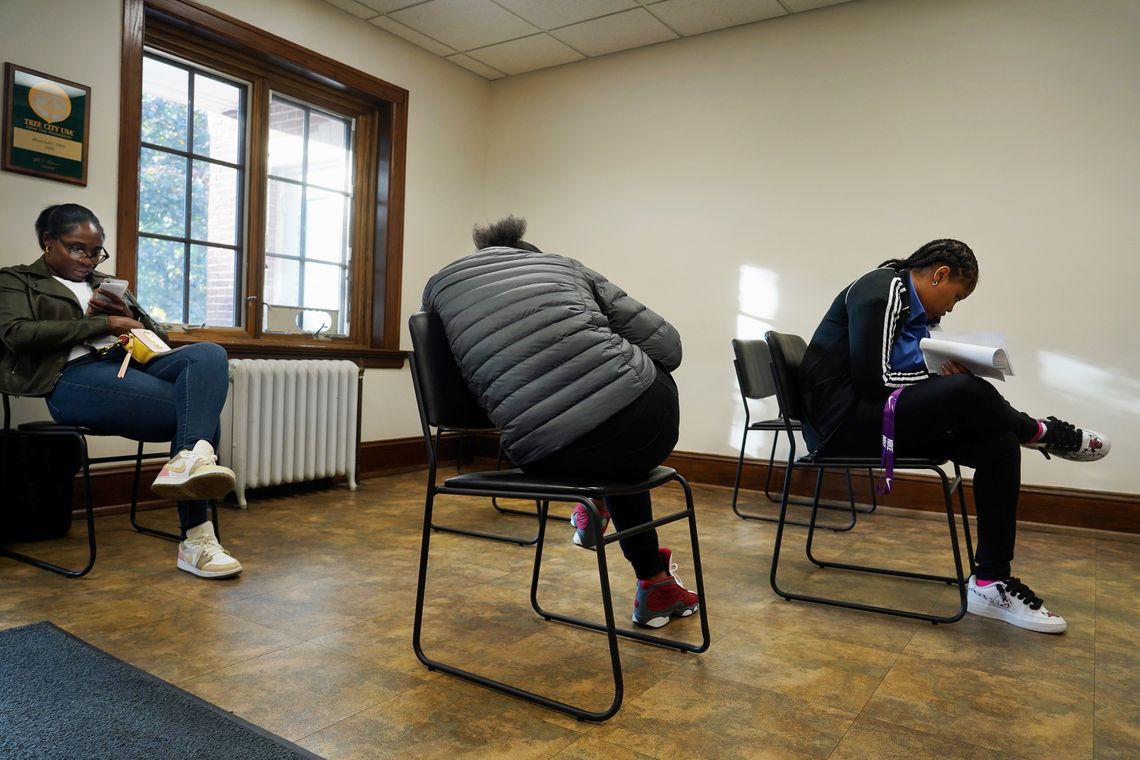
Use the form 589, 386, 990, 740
97, 279, 129, 298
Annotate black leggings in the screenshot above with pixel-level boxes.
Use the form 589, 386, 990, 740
820, 374, 1039, 580
522, 370, 680, 580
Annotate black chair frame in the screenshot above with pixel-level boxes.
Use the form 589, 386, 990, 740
1, 394, 219, 578
731, 339, 877, 532
764, 331, 976, 624
409, 311, 710, 721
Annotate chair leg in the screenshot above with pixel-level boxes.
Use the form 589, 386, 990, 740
0, 430, 96, 578
775, 464, 968, 624
530, 485, 711, 656
129, 442, 220, 543
733, 430, 859, 531
415, 493, 626, 721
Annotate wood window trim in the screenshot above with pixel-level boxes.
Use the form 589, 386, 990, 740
118, 0, 408, 369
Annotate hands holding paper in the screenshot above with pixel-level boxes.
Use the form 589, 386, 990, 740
939, 360, 973, 376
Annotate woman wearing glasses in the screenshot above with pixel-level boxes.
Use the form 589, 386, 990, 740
0, 203, 241, 578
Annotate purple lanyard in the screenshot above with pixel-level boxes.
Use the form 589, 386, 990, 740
878, 387, 905, 495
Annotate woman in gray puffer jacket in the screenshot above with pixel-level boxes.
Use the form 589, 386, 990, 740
422, 216, 699, 629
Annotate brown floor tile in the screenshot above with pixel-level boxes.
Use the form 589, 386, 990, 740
179, 640, 418, 741
829, 715, 1007, 759
861, 654, 1094, 758
1, 470, 1134, 759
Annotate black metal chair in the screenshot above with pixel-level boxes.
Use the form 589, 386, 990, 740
409, 311, 710, 721
1, 393, 219, 578
731, 337, 876, 531
764, 331, 975, 624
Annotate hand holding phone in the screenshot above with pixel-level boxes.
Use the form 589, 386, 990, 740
90, 279, 133, 317
96, 279, 128, 299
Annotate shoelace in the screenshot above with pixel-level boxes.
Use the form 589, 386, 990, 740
188, 535, 229, 562
1001, 577, 1045, 610
1044, 416, 1082, 451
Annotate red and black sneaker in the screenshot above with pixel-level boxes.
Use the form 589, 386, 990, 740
632, 548, 699, 628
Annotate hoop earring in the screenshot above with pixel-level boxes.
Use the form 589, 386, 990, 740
931, 280, 938, 286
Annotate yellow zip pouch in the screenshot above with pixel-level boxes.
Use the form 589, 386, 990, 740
115, 328, 172, 378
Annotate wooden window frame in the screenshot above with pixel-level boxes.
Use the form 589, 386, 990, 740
119, 0, 407, 367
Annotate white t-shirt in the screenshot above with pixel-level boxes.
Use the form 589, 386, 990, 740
53, 277, 118, 361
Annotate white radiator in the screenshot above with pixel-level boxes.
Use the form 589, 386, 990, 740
219, 359, 360, 507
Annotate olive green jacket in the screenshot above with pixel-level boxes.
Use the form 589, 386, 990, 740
0, 256, 166, 397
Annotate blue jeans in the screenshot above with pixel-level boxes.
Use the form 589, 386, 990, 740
46, 343, 230, 534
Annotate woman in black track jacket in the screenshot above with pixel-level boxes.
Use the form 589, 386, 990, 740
799, 239, 1109, 634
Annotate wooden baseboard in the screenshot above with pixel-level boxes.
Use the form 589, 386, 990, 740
663, 450, 1140, 535
68, 437, 1139, 535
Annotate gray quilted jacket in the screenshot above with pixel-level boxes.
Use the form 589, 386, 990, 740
422, 246, 682, 466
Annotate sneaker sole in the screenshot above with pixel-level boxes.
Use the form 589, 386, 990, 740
177, 557, 242, 579
153, 471, 236, 500
966, 599, 1067, 634
632, 603, 698, 629
572, 531, 598, 550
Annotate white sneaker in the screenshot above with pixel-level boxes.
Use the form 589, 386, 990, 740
1025, 416, 1110, 462
177, 521, 242, 579
152, 440, 235, 500
966, 575, 1067, 634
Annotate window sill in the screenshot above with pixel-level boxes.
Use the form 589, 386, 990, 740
166, 333, 407, 369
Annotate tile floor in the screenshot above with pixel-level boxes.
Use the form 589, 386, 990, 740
1, 470, 1136, 759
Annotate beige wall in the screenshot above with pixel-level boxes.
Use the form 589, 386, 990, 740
2, 0, 1136, 494
482, 0, 1140, 493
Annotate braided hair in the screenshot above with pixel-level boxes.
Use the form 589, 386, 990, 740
879, 239, 978, 286
34, 203, 103, 247
472, 215, 541, 252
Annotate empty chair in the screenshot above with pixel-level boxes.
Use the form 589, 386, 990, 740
731, 337, 876, 530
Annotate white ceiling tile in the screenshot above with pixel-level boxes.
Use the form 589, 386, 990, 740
355, 0, 421, 12
446, 54, 507, 79
550, 7, 678, 58
467, 33, 586, 75
390, 0, 540, 51
781, 0, 854, 10
647, 0, 786, 37
369, 16, 459, 56
492, 0, 638, 30
321, 0, 382, 19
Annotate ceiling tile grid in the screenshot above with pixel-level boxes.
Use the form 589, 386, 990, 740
320, 0, 859, 79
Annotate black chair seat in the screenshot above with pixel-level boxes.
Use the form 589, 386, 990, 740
443, 466, 678, 497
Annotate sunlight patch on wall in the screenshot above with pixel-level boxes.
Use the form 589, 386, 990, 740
732, 264, 783, 459
1038, 352, 1140, 417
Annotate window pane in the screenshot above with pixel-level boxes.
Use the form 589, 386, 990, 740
308, 111, 349, 191
305, 187, 346, 263
138, 147, 187, 236
191, 159, 240, 245
137, 237, 185, 324
190, 244, 237, 327
191, 74, 242, 164
264, 254, 299, 307
141, 56, 188, 151
304, 262, 343, 312
265, 179, 302, 256
268, 98, 304, 181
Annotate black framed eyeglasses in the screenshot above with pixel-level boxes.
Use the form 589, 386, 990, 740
63, 244, 110, 265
